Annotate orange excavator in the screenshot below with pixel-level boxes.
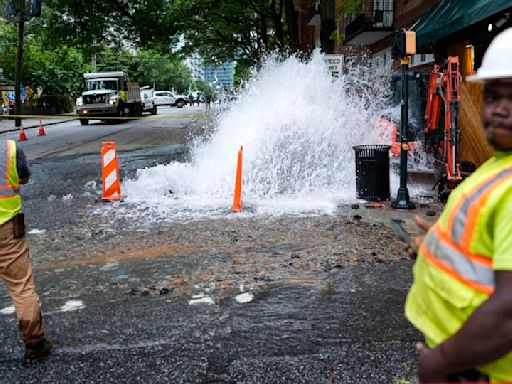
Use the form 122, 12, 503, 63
424, 56, 475, 201
385, 56, 475, 202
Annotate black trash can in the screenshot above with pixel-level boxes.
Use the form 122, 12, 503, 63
353, 145, 391, 201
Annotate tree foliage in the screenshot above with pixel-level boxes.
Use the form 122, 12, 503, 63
79, 47, 192, 93
192, 78, 213, 95
0, 19, 90, 98
173, 0, 299, 67
1, 0, 306, 105
40, 0, 180, 59
30, 0, 300, 67
130, 50, 192, 93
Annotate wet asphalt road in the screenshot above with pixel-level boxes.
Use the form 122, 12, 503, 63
0, 106, 436, 383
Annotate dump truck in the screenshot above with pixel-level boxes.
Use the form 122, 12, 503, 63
76, 71, 143, 125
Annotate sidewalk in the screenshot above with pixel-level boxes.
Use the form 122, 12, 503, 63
0, 112, 76, 134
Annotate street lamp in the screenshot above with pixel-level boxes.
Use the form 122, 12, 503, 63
391, 29, 416, 210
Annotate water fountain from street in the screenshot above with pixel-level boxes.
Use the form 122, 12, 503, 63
123, 51, 419, 222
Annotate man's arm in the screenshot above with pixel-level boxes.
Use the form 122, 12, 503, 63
16, 144, 30, 184
418, 271, 512, 381
418, 187, 512, 380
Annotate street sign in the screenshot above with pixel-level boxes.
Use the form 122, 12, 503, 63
323, 54, 344, 77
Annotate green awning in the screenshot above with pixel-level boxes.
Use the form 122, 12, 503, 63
414, 0, 512, 47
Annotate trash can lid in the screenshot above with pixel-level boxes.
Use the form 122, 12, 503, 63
352, 145, 391, 151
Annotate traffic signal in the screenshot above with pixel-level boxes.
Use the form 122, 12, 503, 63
392, 30, 417, 58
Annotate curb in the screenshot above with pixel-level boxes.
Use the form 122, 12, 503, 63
0, 118, 75, 135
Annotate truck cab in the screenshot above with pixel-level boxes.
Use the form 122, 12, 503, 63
77, 71, 142, 125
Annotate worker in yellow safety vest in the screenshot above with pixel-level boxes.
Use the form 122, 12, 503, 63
405, 27, 512, 383
0, 139, 52, 360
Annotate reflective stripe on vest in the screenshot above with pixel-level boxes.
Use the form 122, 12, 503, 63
421, 225, 494, 295
421, 166, 512, 296
0, 140, 20, 198
449, 168, 512, 249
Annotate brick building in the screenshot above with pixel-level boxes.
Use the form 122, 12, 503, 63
414, 0, 512, 77
295, 0, 512, 76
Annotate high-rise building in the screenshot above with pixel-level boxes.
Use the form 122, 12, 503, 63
203, 62, 235, 90
184, 53, 204, 82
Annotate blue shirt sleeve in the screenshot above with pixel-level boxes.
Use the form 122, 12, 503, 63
15, 144, 30, 180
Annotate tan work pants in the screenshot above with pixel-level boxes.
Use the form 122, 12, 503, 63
0, 219, 44, 344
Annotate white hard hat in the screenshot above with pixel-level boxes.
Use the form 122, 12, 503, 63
467, 27, 512, 82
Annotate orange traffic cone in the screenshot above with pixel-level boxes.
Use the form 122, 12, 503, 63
18, 123, 27, 141
232, 145, 243, 213
101, 141, 122, 201
38, 120, 46, 136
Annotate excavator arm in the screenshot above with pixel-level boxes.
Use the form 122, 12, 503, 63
424, 57, 464, 201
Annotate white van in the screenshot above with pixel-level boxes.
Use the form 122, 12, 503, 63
140, 87, 157, 115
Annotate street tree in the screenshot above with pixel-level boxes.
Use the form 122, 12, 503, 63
91, 47, 192, 94
1, 19, 91, 112
39, 0, 180, 59
25, 44, 90, 112
192, 78, 213, 96
173, 0, 300, 67
131, 50, 192, 93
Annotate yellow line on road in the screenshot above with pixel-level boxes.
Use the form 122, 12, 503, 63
0, 114, 207, 120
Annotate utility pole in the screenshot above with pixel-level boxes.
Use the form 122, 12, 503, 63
5, 0, 42, 127
14, 9, 25, 127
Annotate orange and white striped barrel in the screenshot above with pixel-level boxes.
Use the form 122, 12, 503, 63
101, 141, 121, 201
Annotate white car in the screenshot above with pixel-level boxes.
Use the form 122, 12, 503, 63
153, 91, 174, 106
152, 91, 188, 108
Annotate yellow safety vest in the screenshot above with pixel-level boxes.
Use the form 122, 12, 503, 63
0, 140, 21, 225
405, 151, 512, 382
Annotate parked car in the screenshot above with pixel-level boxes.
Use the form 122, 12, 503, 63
153, 91, 173, 106
152, 91, 188, 108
